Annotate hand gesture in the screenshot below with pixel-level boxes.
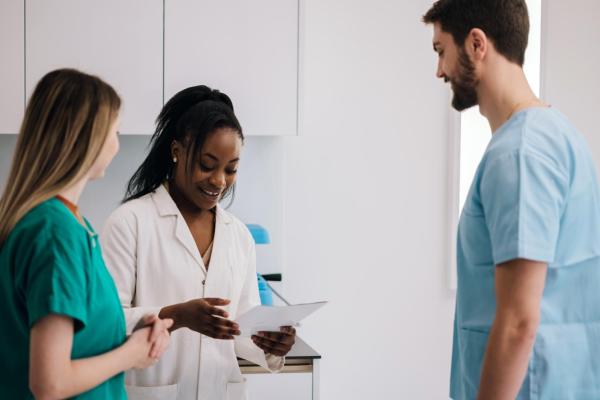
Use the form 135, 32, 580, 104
179, 298, 240, 339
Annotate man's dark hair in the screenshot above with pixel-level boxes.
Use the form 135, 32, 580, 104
423, 0, 530, 66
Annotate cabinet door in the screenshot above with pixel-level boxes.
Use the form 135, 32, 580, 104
0, 0, 24, 134
165, 0, 298, 136
26, 0, 163, 134
245, 372, 312, 400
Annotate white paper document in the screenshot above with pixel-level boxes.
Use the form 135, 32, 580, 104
235, 301, 327, 336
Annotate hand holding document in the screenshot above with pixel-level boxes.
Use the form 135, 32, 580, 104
236, 301, 327, 336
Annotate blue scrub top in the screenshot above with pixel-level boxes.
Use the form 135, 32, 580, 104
450, 107, 600, 400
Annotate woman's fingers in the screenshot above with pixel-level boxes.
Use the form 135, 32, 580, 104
204, 325, 236, 340
151, 330, 169, 358
203, 298, 231, 306
149, 316, 173, 342
254, 330, 295, 345
163, 318, 174, 330
251, 336, 290, 356
133, 313, 157, 332
202, 298, 231, 318
208, 315, 239, 330
149, 335, 161, 358
149, 323, 172, 358
254, 331, 284, 341
206, 305, 229, 319
143, 314, 157, 324
147, 318, 174, 357
252, 326, 296, 356
207, 316, 240, 336
149, 317, 162, 343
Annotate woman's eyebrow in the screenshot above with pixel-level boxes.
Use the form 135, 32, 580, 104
202, 153, 240, 163
202, 153, 219, 161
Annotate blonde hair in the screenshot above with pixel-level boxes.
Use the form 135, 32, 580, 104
0, 68, 121, 246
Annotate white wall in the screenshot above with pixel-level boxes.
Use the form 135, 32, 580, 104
281, 0, 455, 398
542, 0, 600, 162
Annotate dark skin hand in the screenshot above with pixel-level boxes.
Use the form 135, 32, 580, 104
252, 326, 296, 357
160, 298, 240, 339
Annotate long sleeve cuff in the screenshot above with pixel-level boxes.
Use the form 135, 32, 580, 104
265, 353, 285, 372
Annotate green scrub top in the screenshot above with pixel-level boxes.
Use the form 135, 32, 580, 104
0, 198, 127, 399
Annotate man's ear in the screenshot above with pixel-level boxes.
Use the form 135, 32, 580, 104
466, 28, 488, 61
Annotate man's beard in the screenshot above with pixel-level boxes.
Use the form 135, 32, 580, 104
449, 47, 479, 111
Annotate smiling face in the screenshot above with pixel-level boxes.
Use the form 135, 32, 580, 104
171, 127, 242, 211
433, 23, 479, 111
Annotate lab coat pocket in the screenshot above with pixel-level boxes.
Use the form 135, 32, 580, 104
226, 378, 249, 400
126, 383, 178, 400
459, 328, 489, 398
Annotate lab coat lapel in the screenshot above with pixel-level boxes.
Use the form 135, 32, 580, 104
174, 213, 206, 272
203, 205, 233, 296
152, 184, 206, 272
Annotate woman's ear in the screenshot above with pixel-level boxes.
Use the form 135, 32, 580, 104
171, 140, 181, 163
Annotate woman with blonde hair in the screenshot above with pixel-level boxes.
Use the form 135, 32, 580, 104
0, 68, 172, 399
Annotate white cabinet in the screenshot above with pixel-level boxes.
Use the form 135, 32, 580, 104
165, 0, 299, 136
25, 0, 163, 134
0, 1, 24, 134
245, 372, 312, 400
13, 1, 297, 136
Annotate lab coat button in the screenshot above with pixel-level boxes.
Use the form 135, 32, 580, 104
202, 279, 206, 285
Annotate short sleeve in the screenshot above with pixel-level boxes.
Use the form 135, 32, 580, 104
22, 230, 89, 330
480, 150, 569, 265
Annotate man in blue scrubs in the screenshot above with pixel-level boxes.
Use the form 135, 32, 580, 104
423, 1, 600, 399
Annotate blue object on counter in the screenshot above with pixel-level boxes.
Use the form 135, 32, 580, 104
246, 224, 273, 304
257, 274, 274, 305
246, 224, 271, 245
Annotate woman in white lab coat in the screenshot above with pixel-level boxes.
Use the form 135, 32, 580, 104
101, 85, 296, 400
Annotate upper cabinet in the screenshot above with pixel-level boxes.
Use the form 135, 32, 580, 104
0, 1, 24, 134
25, 0, 163, 134
5, 1, 298, 136
164, 0, 299, 136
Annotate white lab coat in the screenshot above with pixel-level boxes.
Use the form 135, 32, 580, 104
100, 185, 283, 400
